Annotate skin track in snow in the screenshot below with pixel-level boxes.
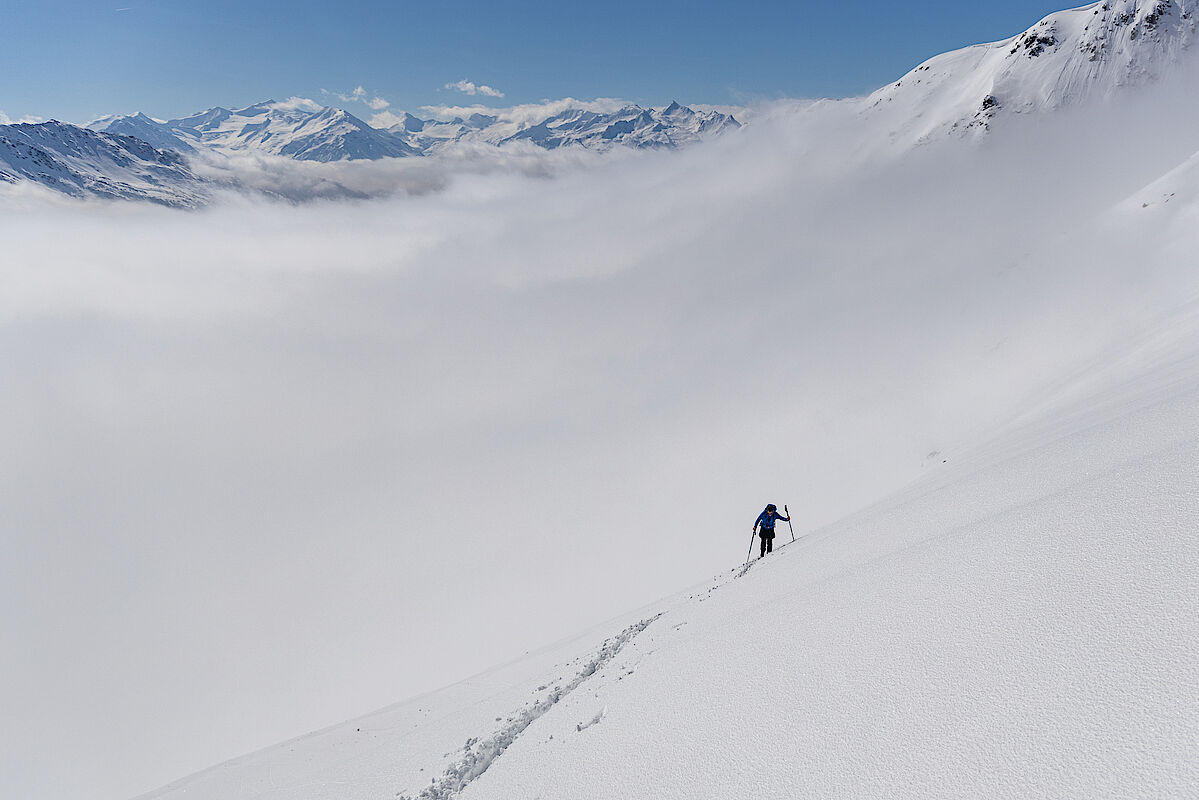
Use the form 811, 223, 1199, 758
399, 615, 661, 800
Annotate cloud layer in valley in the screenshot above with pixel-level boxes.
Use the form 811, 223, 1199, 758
4, 71, 1199, 800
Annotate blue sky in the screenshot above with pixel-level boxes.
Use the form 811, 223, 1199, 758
3, 0, 1076, 124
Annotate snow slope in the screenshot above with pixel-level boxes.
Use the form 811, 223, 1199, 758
867, 0, 1198, 142
468, 339, 1199, 799
1124, 145, 1199, 209
131, 159, 1199, 797
134, 304, 1199, 799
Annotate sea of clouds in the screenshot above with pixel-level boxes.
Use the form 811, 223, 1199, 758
3, 76, 1199, 800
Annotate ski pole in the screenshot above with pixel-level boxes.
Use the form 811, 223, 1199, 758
745, 526, 757, 565
785, 504, 796, 543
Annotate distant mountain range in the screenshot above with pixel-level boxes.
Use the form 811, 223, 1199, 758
3, 0, 1195, 205
86, 100, 740, 163
0, 100, 739, 205
383, 100, 741, 153
88, 101, 422, 162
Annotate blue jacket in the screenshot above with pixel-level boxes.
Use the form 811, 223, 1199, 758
754, 508, 789, 532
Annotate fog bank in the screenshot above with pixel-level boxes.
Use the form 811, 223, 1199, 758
3, 88, 1199, 800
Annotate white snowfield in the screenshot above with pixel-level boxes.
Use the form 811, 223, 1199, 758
134, 173, 1199, 795
119, 2, 1199, 798
135, 302, 1199, 800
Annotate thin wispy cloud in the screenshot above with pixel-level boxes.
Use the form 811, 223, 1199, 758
444, 79, 505, 98
322, 85, 391, 111
270, 96, 324, 113
367, 110, 411, 129
0, 110, 45, 124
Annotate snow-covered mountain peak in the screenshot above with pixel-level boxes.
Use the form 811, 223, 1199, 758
1073, 0, 1195, 70
868, 0, 1197, 143
163, 100, 417, 161
0, 120, 206, 206
392, 112, 427, 133
91, 111, 161, 127
88, 111, 200, 154
172, 106, 233, 130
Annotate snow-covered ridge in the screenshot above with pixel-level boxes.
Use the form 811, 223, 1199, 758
130, 309, 1199, 799
0, 120, 206, 207
400, 615, 661, 800
867, 0, 1197, 142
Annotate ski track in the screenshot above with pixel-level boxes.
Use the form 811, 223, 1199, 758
398, 615, 662, 800
734, 536, 801, 579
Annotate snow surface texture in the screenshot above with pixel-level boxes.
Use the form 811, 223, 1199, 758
400, 616, 659, 800
130, 611, 668, 800
134, 298, 1199, 799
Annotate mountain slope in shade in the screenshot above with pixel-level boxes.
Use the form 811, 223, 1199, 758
0, 121, 206, 206
868, 0, 1197, 142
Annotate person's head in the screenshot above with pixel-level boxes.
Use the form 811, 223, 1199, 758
766, 504, 777, 512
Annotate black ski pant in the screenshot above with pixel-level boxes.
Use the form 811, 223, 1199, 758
759, 531, 774, 556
